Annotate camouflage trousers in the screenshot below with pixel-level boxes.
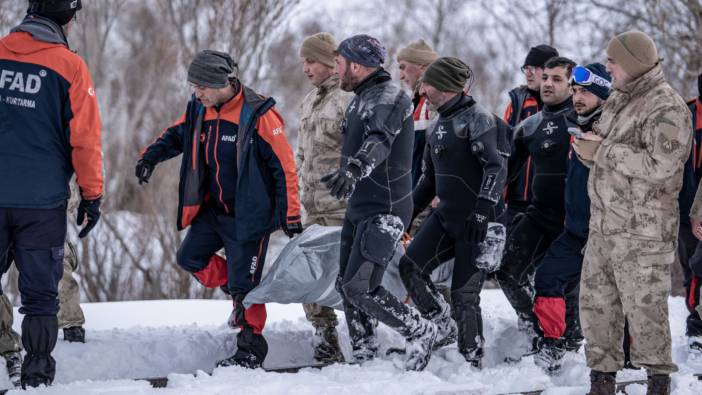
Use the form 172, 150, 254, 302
0, 240, 85, 355
302, 215, 342, 329
580, 231, 678, 375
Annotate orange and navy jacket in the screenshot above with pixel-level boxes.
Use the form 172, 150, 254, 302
679, 97, 702, 226
502, 86, 541, 208
141, 85, 300, 240
0, 17, 103, 208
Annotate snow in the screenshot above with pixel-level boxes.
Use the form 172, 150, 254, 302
7, 291, 702, 394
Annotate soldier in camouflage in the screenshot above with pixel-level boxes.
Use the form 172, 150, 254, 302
296, 32, 353, 364
573, 31, 692, 395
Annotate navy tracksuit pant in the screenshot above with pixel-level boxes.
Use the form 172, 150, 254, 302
0, 206, 65, 386
176, 203, 270, 363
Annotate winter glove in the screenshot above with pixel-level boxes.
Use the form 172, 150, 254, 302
135, 159, 155, 185
283, 220, 303, 238
511, 212, 525, 227
465, 199, 492, 245
321, 162, 362, 200
77, 197, 101, 238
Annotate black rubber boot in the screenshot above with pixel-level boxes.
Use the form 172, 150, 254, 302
587, 370, 616, 395
217, 326, 268, 369
20, 315, 58, 389
646, 374, 671, 395
63, 326, 85, 343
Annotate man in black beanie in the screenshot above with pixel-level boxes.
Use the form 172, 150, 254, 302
399, 57, 509, 368
0, 0, 103, 388
323, 34, 437, 371
137, 49, 302, 369
502, 44, 559, 226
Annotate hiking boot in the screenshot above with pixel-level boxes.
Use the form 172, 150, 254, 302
646, 374, 670, 395
313, 326, 344, 364
3, 351, 21, 388
217, 351, 263, 369
63, 326, 85, 343
217, 326, 268, 369
587, 370, 616, 395
534, 338, 566, 374
404, 319, 437, 371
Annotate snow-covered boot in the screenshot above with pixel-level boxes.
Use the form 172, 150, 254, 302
63, 326, 85, 343
404, 318, 437, 371
688, 336, 702, 353
351, 336, 378, 364
3, 351, 21, 388
646, 374, 670, 395
313, 326, 345, 364
587, 370, 616, 395
460, 345, 483, 368
534, 337, 566, 374
428, 296, 457, 349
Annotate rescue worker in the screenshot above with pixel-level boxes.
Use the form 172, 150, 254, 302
502, 45, 559, 226
296, 32, 352, 363
532, 63, 611, 373
495, 57, 577, 345
0, 0, 103, 387
136, 50, 301, 369
399, 57, 509, 368
322, 34, 436, 371
574, 31, 692, 395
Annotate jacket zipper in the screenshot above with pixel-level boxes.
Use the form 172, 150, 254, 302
213, 113, 229, 214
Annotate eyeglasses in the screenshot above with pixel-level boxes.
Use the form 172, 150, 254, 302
571, 65, 612, 89
520, 65, 539, 75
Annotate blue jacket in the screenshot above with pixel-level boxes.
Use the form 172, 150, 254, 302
141, 85, 300, 241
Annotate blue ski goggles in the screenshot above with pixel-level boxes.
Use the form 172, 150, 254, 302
571, 66, 612, 89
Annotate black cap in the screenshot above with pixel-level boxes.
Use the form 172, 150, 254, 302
28, 0, 82, 26
187, 50, 237, 89
523, 44, 559, 68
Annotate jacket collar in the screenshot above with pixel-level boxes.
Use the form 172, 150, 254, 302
317, 75, 340, 96
11, 14, 69, 48
354, 68, 391, 95
617, 64, 665, 97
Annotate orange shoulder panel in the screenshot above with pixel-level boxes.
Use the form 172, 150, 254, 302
256, 109, 301, 222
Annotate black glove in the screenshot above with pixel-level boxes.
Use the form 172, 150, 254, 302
77, 197, 101, 238
283, 220, 303, 238
320, 162, 362, 200
135, 159, 155, 185
465, 199, 492, 245
511, 212, 525, 227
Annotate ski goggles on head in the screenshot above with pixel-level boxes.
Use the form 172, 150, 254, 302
571, 66, 612, 89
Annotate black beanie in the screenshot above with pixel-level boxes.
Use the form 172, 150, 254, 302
28, 0, 81, 26
187, 50, 237, 89
422, 57, 472, 93
523, 44, 559, 68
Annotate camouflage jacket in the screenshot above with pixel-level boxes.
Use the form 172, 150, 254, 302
296, 75, 353, 225
588, 65, 692, 242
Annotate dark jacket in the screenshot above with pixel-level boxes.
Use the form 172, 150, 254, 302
141, 85, 300, 241
679, 97, 702, 226
341, 69, 414, 225
0, 16, 103, 208
414, 94, 510, 237
564, 108, 598, 238
502, 86, 542, 208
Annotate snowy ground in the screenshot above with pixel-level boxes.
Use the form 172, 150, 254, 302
5, 291, 702, 394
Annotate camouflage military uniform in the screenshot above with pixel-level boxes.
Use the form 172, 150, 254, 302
296, 75, 353, 328
0, 181, 86, 355
581, 65, 692, 375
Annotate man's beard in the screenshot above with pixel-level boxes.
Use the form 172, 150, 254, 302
339, 67, 360, 92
